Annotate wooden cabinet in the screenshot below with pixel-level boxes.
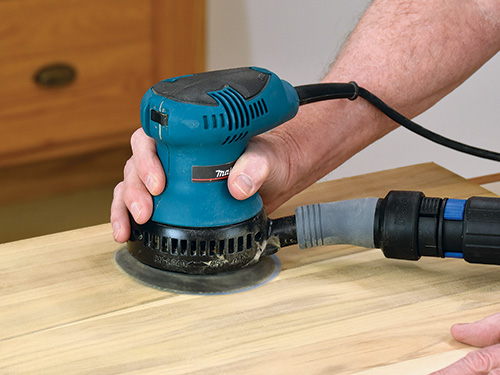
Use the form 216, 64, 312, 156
0, 0, 205, 204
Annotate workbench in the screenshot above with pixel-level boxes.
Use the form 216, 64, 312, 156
2, 163, 499, 374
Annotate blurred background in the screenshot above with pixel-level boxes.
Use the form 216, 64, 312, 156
1, 0, 499, 242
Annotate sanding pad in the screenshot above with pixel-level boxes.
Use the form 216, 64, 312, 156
114, 247, 281, 295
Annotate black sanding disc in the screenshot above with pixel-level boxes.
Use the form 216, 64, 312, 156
114, 247, 281, 295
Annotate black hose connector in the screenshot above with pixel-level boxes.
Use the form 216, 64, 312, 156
461, 197, 500, 265
269, 215, 298, 248
374, 191, 500, 265
374, 191, 426, 261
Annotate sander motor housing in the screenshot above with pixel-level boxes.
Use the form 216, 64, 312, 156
141, 66, 299, 227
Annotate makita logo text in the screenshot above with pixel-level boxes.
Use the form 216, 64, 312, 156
215, 168, 232, 178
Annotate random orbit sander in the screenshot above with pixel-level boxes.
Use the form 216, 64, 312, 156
115, 67, 500, 295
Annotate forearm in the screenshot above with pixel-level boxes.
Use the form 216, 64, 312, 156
328, 0, 500, 115
268, 0, 500, 200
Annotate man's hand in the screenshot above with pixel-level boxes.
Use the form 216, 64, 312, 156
109, 127, 300, 242
110, 129, 166, 243
430, 313, 500, 375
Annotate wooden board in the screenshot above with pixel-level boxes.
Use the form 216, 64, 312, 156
1, 163, 499, 374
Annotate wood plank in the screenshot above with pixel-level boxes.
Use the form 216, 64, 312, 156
0, 0, 151, 60
152, 0, 206, 80
0, 145, 131, 206
0, 184, 115, 243
1, 163, 498, 374
469, 172, 500, 185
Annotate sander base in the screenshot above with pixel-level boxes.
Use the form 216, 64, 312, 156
114, 247, 281, 295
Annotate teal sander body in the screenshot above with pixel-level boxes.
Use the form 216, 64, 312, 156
142, 67, 298, 227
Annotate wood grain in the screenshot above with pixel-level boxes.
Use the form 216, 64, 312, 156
152, 0, 206, 80
0, 144, 131, 206
469, 172, 500, 185
1, 163, 498, 374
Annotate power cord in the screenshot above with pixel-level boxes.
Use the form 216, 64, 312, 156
294, 82, 500, 162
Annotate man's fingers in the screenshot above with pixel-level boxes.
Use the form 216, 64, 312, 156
451, 313, 500, 347
111, 156, 155, 243
429, 315, 500, 375
130, 128, 166, 196
429, 344, 500, 375
111, 129, 161, 243
121, 157, 154, 226
110, 181, 131, 243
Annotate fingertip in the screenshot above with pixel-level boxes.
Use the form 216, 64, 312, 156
450, 323, 466, 341
230, 173, 255, 200
228, 148, 270, 201
145, 174, 162, 196
111, 182, 131, 243
112, 221, 129, 243
130, 201, 152, 225
450, 321, 481, 346
450, 314, 500, 347
112, 221, 121, 239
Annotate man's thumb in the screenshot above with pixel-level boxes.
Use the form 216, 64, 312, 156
227, 146, 270, 200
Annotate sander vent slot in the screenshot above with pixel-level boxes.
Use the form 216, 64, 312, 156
249, 99, 268, 119
222, 131, 249, 146
153, 235, 160, 250
228, 238, 235, 254
199, 241, 207, 256
170, 238, 178, 255
181, 240, 188, 255
202, 114, 225, 130
191, 241, 197, 256
209, 241, 217, 256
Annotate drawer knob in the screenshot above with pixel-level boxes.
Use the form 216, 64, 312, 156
34, 63, 76, 88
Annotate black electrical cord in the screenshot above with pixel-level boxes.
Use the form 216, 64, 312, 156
294, 82, 500, 162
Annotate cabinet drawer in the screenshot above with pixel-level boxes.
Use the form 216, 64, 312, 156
0, 0, 154, 167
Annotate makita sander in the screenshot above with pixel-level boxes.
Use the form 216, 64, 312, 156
115, 67, 500, 295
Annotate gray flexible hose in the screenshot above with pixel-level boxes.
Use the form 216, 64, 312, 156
295, 198, 379, 249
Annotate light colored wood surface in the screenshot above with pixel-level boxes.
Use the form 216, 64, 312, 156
1, 163, 499, 374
